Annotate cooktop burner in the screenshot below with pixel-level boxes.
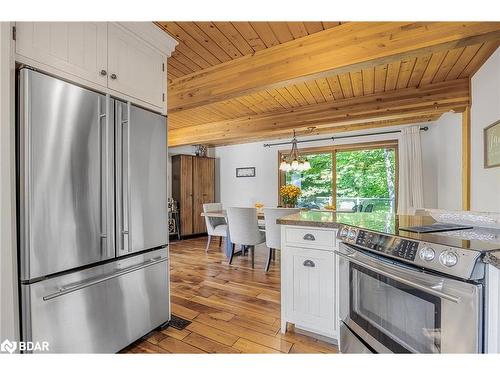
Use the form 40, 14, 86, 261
399, 223, 473, 233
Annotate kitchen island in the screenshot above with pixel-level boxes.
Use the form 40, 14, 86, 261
277, 210, 500, 353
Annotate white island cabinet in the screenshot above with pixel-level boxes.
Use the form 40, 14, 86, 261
280, 224, 339, 341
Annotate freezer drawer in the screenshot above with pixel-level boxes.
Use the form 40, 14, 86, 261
21, 249, 170, 353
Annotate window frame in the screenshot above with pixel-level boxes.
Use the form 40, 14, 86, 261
278, 140, 399, 211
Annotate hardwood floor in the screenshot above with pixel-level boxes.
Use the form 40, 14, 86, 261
121, 237, 339, 354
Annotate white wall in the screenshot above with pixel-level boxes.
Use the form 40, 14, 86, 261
421, 113, 463, 210
0, 22, 19, 342
214, 125, 432, 208
471, 47, 500, 212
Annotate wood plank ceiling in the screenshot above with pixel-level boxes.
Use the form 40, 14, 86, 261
162, 22, 342, 80
156, 22, 500, 146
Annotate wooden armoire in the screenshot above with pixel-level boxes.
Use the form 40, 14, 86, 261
171, 155, 215, 237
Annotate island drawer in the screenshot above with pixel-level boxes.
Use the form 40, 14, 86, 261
283, 226, 337, 251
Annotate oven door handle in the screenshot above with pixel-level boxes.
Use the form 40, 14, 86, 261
335, 251, 462, 304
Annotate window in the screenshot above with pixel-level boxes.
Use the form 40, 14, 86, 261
336, 147, 397, 213
284, 152, 333, 209
279, 141, 398, 212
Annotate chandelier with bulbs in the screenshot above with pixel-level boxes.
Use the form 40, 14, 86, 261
279, 130, 311, 172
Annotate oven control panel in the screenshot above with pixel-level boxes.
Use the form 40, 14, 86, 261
355, 230, 419, 261
336, 225, 485, 280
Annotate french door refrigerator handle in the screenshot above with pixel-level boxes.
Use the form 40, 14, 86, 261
105, 95, 113, 258
97, 96, 107, 256
125, 102, 132, 253
42, 256, 167, 301
115, 102, 123, 252
335, 251, 462, 304
117, 102, 132, 253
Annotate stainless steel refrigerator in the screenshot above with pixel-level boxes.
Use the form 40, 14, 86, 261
17, 68, 170, 353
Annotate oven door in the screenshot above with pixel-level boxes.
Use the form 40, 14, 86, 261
336, 243, 482, 353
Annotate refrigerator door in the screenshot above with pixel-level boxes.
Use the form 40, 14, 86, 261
21, 248, 169, 353
18, 69, 115, 281
116, 101, 168, 256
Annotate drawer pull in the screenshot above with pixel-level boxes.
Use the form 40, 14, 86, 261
303, 233, 316, 241
42, 257, 167, 301
303, 260, 315, 267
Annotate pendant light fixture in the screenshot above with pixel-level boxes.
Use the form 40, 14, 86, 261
279, 130, 311, 172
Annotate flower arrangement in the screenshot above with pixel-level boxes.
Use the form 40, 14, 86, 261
280, 184, 301, 207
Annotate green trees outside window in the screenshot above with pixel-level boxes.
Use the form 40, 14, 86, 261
336, 148, 396, 212
283, 146, 396, 212
285, 153, 332, 208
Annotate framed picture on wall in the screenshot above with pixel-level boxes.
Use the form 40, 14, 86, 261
484, 120, 500, 168
236, 167, 256, 178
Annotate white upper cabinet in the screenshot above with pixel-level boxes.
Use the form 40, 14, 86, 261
107, 24, 165, 109
14, 22, 177, 113
15, 22, 108, 86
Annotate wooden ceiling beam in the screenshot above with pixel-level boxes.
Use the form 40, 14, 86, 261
169, 104, 466, 147
168, 79, 469, 146
167, 22, 500, 112
190, 115, 441, 147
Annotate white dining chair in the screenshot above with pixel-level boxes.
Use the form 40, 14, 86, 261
226, 207, 266, 268
203, 203, 227, 253
263, 208, 300, 272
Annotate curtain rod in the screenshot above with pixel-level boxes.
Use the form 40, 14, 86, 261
262, 126, 429, 148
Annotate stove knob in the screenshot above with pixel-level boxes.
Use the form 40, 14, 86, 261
439, 251, 458, 267
419, 247, 435, 261
348, 228, 357, 240
340, 227, 349, 238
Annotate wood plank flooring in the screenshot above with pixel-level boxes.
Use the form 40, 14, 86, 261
121, 237, 339, 354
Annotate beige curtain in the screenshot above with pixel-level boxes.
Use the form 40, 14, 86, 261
398, 126, 424, 214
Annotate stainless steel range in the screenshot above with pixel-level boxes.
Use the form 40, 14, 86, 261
336, 222, 492, 354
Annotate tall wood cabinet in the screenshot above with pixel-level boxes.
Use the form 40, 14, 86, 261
171, 155, 215, 237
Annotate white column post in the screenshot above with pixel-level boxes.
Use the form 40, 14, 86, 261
0, 21, 19, 344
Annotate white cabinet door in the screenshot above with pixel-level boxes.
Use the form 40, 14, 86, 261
283, 246, 337, 338
15, 22, 108, 86
107, 24, 165, 109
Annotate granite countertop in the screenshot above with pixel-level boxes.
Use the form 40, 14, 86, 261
277, 210, 500, 253
277, 210, 343, 228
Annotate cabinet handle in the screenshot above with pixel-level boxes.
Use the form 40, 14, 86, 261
303, 260, 315, 267
110, 73, 117, 80
303, 233, 315, 241
100, 69, 107, 76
